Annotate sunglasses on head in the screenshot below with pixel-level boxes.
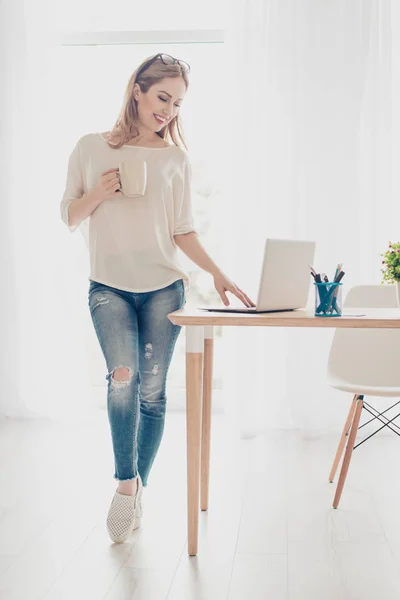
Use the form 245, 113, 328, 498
136, 53, 191, 79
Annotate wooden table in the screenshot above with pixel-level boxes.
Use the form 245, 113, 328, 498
167, 307, 400, 556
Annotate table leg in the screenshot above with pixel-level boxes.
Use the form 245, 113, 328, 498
201, 326, 214, 512
186, 325, 204, 557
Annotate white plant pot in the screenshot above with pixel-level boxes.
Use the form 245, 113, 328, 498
396, 282, 400, 308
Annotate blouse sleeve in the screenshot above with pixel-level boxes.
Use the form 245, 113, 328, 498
173, 153, 196, 236
60, 140, 84, 233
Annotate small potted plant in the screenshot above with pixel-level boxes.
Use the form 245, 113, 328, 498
381, 241, 400, 306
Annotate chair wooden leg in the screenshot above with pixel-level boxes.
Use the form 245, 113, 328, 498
333, 396, 363, 509
329, 394, 358, 483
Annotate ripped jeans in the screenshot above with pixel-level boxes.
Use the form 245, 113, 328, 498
88, 278, 185, 485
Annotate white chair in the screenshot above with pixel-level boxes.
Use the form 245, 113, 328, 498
327, 284, 400, 508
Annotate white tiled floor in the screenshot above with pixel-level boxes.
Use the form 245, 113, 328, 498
1, 409, 400, 599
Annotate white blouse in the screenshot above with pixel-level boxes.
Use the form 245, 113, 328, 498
60, 133, 196, 293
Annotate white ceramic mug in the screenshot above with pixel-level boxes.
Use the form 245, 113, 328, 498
118, 159, 147, 198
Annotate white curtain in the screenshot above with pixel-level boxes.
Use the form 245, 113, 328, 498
0, 0, 92, 420
0, 0, 27, 417
222, 0, 400, 436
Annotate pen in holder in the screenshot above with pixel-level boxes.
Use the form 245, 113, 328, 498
314, 282, 343, 317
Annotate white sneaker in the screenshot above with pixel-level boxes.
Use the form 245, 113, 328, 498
133, 481, 143, 530
106, 475, 143, 543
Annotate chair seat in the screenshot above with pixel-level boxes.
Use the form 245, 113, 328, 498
328, 374, 400, 397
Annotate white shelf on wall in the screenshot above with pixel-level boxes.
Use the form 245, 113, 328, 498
60, 29, 224, 46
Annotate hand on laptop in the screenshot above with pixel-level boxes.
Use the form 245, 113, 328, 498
213, 270, 256, 308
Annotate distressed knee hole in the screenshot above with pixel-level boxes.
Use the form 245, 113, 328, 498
144, 343, 153, 359
112, 367, 132, 382
107, 367, 134, 390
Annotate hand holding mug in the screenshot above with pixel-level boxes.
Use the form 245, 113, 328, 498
91, 168, 122, 203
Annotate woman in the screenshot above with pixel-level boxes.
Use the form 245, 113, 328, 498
60, 53, 254, 543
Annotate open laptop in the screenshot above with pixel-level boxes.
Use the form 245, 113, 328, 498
200, 238, 316, 313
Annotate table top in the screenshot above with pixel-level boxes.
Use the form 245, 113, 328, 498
168, 307, 400, 328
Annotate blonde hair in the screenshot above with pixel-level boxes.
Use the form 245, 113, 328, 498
105, 54, 189, 150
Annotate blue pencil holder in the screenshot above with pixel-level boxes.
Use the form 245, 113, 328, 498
314, 282, 343, 317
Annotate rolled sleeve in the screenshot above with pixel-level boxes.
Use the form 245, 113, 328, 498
173, 154, 196, 236
60, 140, 84, 232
